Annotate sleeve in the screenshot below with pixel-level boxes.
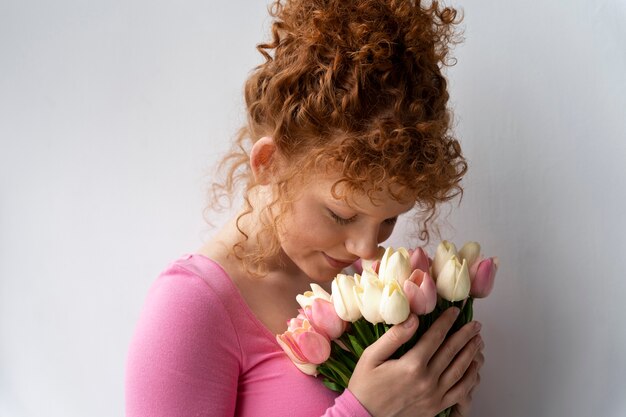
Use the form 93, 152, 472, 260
125, 266, 242, 417
321, 390, 372, 417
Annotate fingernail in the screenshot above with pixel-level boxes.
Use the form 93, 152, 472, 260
473, 321, 482, 331
452, 307, 461, 317
402, 314, 416, 328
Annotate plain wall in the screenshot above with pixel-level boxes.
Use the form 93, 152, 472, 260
1, 1, 625, 416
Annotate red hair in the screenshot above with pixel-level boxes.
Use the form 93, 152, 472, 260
207, 0, 467, 275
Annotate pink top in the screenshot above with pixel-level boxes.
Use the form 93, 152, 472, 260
125, 253, 371, 417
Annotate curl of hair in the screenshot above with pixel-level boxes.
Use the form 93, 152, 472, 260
206, 0, 467, 276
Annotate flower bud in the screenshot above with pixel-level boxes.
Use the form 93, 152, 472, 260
409, 247, 430, 275
403, 269, 437, 315
470, 256, 498, 298
432, 240, 458, 279
378, 247, 412, 285
276, 319, 331, 376
458, 241, 481, 269
436, 256, 470, 301
296, 283, 332, 309
353, 269, 384, 324
380, 280, 410, 325
331, 274, 362, 322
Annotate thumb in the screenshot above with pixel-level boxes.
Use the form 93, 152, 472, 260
364, 314, 418, 366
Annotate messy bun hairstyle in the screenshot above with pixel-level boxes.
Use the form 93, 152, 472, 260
208, 0, 467, 275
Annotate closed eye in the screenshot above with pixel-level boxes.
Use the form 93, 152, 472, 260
328, 209, 398, 227
328, 209, 357, 225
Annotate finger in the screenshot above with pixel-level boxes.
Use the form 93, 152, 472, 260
473, 351, 485, 370
361, 314, 418, 366
449, 396, 472, 417
403, 307, 460, 364
442, 356, 481, 409
429, 320, 482, 376
439, 333, 483, 390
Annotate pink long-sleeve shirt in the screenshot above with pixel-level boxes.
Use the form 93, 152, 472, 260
125, 253, 371, 417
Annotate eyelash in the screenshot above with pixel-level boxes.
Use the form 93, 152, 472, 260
328, 210, 397, 226
329, 210, 356, 225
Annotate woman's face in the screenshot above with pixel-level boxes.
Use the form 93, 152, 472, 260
276, 172, 414, 282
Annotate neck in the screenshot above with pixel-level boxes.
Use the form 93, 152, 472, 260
206, 202, 308, 283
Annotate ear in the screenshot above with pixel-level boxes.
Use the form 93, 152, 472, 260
250, 136, 278, 185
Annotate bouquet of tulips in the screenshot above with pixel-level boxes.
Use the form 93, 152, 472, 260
276, 241, 498, 417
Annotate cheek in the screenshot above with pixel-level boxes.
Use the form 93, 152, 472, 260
280, 206, 344, 250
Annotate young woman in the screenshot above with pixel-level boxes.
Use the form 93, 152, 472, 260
126, 1, 484, 416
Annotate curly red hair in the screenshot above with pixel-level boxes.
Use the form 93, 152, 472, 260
207, 0, 467, 275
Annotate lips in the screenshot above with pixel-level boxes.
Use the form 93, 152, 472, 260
322, 252, 356, 269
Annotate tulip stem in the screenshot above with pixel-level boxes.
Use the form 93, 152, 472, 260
465, 297, 474, 322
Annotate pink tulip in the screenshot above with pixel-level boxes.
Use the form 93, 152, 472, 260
402, 269, 437, 315
469, 256, 498, 298
303, 298, 348, 340
286, 311, 307, 332
276, 318, 331, 376
409, 247, 430, 274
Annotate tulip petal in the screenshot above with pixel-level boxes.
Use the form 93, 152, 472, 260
437, 256, 470, 301
403, 269, 437, 315
310, 283, 331, 300
331, 274, 362, 322
409, 247, 430, 274
433, 240, 458, 279
453, 258, 471, 301
458, 242, 481, 269
378, 247, 394, 282
382, 252, 407, 284
294, 330, 331, 364
309, 298, 347, 340
470, 257, 496, 298
277, 332, 308, 363
380, 281, 410, 325
353, 273, 384, 324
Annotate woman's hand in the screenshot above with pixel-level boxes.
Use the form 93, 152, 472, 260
450, 350, 484, 417
347, 308, 484, 417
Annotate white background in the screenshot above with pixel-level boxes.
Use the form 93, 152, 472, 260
1, 1, 625, 416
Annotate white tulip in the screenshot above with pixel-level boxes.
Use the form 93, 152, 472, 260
331, 274, 362, 322
380, 280, 410, 325
458, 241, 481, 269
296, 283, 332, 309
378, 247, 412, 285
353, 269, 384, 324
432, 240, 458, 279
436, 256, 471, 302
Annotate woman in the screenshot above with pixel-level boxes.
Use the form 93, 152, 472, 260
126, 1, 484, 416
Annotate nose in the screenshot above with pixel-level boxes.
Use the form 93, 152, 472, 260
345, 227, 380, 260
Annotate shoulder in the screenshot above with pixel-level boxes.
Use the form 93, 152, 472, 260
126, 254, 243, 416
131, 254, 244, 359
127, 254, 244, 381
144, 254, 240, 331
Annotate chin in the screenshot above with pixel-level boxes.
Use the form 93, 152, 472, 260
296, 262, 334, 283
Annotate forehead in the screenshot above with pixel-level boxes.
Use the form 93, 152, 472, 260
304, 169, 415, 217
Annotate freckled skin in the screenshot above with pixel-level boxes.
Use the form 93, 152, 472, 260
276, 173, 414, 283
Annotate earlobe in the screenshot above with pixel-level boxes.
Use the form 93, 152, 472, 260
250, 136, 277, 185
